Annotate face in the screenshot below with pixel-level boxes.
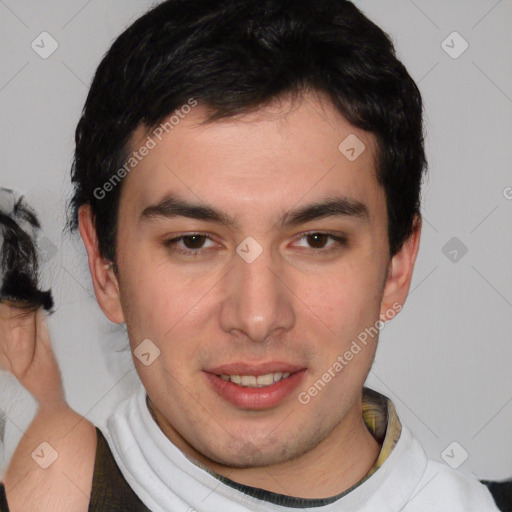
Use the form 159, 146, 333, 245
81, 92, 419, 469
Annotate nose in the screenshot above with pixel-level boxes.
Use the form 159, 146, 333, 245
219, 243, 295, 344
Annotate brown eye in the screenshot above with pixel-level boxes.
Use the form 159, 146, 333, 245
294, 232, 348, 253
306, 233, 330, 249
181, 235, 207, 249
163, 233, 216, 256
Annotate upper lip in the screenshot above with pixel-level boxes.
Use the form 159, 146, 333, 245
205, 362, 305, 376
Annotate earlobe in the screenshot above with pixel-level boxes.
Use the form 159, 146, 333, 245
78, 205, 125, 324
380, 216, 422, 318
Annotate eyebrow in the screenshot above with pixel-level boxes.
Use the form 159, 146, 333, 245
139, 193, 369, 229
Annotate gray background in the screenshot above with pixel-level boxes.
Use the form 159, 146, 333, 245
0, 0, 511, 482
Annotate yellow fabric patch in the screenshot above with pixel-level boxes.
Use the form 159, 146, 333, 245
361, 387, 402, 478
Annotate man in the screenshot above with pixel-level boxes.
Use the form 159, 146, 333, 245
0, 0, 501, 510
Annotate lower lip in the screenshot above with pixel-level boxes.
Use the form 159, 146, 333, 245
204, 370, 306, 410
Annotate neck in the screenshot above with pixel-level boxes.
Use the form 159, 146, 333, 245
148, 398, 381, 499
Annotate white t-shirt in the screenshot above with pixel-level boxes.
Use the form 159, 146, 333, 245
103, 383, 499, 511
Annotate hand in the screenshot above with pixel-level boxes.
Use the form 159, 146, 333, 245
1, 302, 95, 512
0, 302, 65, 410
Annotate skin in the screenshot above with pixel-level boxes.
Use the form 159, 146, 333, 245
85, 92, 421, 493
0, 303, 63, 408
2, 91, 421, 510
0, 304, 96, 512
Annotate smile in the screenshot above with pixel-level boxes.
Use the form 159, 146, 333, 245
219, 372, 291, 387
204, 365, 307, 410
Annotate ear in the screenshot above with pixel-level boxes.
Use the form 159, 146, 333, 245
78, 204, 124, 324
380, 216, 421, 319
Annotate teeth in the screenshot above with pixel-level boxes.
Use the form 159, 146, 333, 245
256, 373, 273, 386
241, 375, 257, 386
219, 372, 292, 387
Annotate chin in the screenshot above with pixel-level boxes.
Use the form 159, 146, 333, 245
196, 425, 324, 469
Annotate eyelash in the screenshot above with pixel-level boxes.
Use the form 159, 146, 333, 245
162, 232, 348, 257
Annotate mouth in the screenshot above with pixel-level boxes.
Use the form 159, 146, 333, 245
219, 371, 292, 387
204, 363, 307, 410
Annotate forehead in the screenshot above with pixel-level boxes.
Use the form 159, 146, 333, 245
119, 92, 383, 225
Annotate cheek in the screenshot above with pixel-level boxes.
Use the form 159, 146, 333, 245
117, 248, 175, 342
299, 257, 384, 335
119, 257, 215, 359
122, 279, 178, 344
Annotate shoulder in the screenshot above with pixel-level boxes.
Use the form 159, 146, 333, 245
407, 458, 500, 511
384, 424, 499, 511
3, 405, 96, 512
